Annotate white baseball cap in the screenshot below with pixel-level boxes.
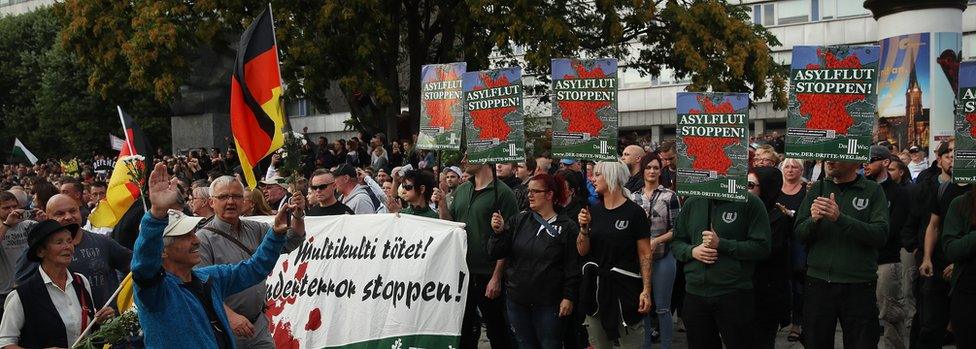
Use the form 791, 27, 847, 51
164, 209, 204, 237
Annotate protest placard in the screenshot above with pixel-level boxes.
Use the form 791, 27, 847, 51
675, 92, 749, 202
418, 63, 466, 150
785, 45, 879, 161
550, 58, 618, 161
463, 67, 525, 163
953, 61, 976, 182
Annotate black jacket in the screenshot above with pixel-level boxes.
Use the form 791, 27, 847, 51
486, 211, 580, 305
879, 177, 911, 264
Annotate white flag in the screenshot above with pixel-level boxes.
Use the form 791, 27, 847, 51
12, 138, 38, 165
109, 134, 125, 151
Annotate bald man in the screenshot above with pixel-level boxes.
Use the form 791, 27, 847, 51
621, 144, 646, 192
14, 194, 132, 307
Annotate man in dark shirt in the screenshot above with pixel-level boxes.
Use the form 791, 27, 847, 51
306, 170, 354, 216
864, 146, 911, 348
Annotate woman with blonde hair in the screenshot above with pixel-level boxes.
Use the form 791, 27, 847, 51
778, 157, 808, 342
242, 188, 273, 216
577, 161, 653, 348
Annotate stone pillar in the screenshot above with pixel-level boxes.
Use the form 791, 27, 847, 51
650, 125, 662, 145
753, 119, 766, 139
865, 0, 967, 160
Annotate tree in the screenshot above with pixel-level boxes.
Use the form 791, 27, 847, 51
58, 0, 786, 141
0, 7, 169, 162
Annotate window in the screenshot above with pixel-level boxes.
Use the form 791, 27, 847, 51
777, 0, 809, 25
619, 66, 650, 88
763, 3, 775, 25
820, 0, 868, 20
287, 99, 311, 117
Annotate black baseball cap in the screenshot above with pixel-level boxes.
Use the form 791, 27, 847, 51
26, 220, 79, 262
334, 164, 357, 178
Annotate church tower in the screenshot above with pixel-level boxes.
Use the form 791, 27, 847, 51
906, 57, 923, 146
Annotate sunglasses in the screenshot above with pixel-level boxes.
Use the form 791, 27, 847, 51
310, 182, 335, 191
402, 184, 415, 191
747, 182, 757, 190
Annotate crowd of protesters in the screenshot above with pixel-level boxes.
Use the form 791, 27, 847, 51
0, 128, 974, 349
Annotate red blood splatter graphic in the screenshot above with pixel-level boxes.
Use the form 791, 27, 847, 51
294, 262, 309, 280
425, 68, 461, 129
557, 62, 609, 136
266, 296, 297, 318
685, 96, 739, 175
281, 260, 289, 273
966, 113, 976, 138
469, 73, 514, 140
305, 308, 322, 331
796, 49, 867, 135
272, 320, 300, 349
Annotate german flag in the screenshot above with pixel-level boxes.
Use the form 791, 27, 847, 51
89, 107, 151, 228
230, 6, 285, 189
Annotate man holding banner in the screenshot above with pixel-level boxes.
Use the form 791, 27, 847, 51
132, 162, 298, 348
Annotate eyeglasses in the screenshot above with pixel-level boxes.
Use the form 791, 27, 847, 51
213, 194, 244, 201
747, 182, 757, 190
310, 182, 335, 191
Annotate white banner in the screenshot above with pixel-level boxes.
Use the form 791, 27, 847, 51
110, 133, 125, 151
247, 214, 469, 349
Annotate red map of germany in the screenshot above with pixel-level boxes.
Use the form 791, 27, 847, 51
557, 62, 609, 136
967, 112, 976, 138
470, 73, 514, 140
424, 68, 459, 130
796, 49, 866, 134
685, 96, 739, 175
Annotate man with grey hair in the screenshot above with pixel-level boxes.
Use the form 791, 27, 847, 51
196, 175, 306, 348
190, 187, 214, 218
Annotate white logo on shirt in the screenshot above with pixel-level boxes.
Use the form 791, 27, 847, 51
852, 197, 869, 211
615, 220, 629, 230
722, 212, 737, 224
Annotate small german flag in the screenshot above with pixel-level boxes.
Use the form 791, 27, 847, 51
230, 6, 285, 189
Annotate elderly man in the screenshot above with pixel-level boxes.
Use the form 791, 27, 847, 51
621, 144, 646, 192
259, 176, 291, 214
132, 162, 298, 348
15, 194, 132, 307
197, 174, 306, 348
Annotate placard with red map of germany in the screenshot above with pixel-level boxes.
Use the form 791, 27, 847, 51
550, 58, 618, 161
952, 61, 976, 182
785, 45, 879, 161
418, 62, 466, 151
676, 92, 749, 202
462, 67, 526, 163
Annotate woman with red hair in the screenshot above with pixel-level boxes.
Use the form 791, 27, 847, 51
488, 173, 581, 349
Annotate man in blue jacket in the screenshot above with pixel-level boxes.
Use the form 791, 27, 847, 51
132, 162, 302, 348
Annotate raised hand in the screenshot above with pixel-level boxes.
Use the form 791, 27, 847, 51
148, 162, 181, 219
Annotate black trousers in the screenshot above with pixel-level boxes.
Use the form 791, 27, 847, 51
682, 290, 755, 349
951, 291, 976, 348
460, 274, 513, 349
803, 277, 880, 349
916, 276, 951, 349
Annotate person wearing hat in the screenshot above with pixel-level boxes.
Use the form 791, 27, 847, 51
259, 175, 291, 214
332, 164, 379, 214
907, 145, 928, 181
0, 220, 115, 348
864, 145, 912, 348
132, 163, 300, 349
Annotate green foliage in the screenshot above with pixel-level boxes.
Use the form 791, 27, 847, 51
0, 7, 170, 162
74, 309, 140, 349
56, 0, 786, 143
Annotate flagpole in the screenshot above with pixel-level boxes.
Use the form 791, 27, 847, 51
118, 106, 148, 211
266, 2, 291, 134
70, 273, 130, 348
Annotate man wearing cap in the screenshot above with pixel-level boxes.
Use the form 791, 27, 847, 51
333, 164, 379, 214
259, 176, 291, 214
196, 175, 306, 349
864, 145, 912, 348
795, 159, 889, 348
907, 146, 928, 181
131, 162, 299, 349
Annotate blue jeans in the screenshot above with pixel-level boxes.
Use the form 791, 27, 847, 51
506, 299, 561, 349
643, 251, 676, 349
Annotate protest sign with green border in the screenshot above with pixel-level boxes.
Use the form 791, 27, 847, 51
675, 92, 750, 202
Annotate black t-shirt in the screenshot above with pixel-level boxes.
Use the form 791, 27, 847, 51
929, 181, 969, 268
586, 200, 651, 273
183, 276, 231, 349
307, 202, 355, 216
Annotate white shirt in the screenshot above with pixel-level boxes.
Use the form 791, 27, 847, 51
0, 266, 92, 347
908, 159, 928, 181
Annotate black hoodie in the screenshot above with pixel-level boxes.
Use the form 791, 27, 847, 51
487, 211, 580, 305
